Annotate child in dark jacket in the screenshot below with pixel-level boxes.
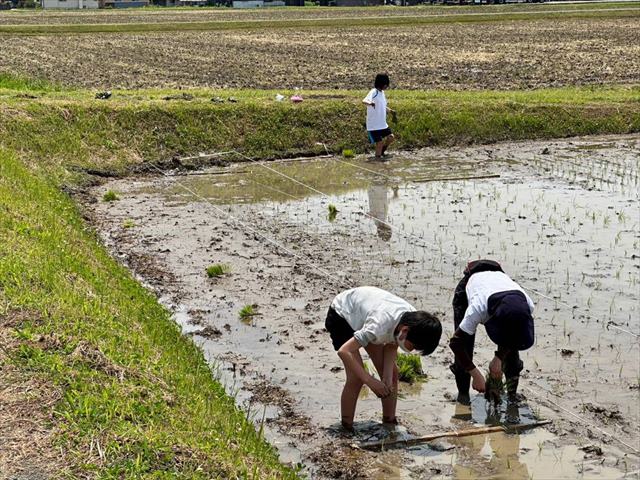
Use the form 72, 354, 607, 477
449, 260, 535, 405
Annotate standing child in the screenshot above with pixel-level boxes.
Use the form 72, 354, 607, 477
363, 74, 396, 160
325, 286, 442, 430
449, 260, 535, 405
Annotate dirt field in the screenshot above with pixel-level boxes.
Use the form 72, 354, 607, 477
2, 16, 639, 90
87, 134, 640, 479
0, 3, 634, 25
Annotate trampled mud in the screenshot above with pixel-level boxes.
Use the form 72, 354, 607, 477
88, 135, 639, 479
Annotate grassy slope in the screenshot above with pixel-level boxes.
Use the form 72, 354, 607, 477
0, 74, 638, 476
0, 147, 301, 478
1, 76, 638, 180
1, 5, 638, 34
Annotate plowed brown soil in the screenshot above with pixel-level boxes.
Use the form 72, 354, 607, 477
1, 17, 638, 90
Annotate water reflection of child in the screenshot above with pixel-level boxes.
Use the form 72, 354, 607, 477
451, 403, 530, 480
368, 182, 392, 241
325, 286, 442, 431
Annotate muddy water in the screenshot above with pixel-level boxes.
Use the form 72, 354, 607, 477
90, 135, 640, 479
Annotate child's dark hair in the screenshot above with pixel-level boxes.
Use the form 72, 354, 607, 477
399, 311, 442, 356
374, 73, 390, 90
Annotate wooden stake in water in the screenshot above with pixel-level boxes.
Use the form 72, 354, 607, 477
356, 420, 552, 450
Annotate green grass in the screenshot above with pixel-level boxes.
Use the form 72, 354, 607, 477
1, 5, 638, 35
0, 78, 638, 182
397, 354, 425, 384
102, 190, 119, 202
0, 150, 300, 477
0, 72, 63, 92
327, 204, 338, 222
206, 263, 230, 278
239, 305, 257, 321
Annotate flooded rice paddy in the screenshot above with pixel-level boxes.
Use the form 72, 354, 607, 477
88, 135, 639, 479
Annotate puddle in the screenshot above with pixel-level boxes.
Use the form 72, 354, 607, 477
89, 135, 640, 479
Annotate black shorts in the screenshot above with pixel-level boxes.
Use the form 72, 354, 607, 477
486, 290, 535, 351
325, 306, 355, 351
368, 127, 392, 144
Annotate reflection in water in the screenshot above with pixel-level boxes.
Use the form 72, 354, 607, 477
368, 182, 392, 241
450, 403, 530, 480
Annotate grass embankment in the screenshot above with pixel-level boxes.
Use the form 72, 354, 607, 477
1, 76, 638, 180
0, 74, 638, 476
0, 147, 300, 478
1, 5, 638, 34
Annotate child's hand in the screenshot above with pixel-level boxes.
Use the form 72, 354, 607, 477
489, 356, 503, 379
368, 378, 391, 398
470, 368, 486, 393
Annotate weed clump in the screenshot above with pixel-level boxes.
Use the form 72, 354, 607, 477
206, 263, 230, 278
397, 354, 425, 384
122, 219, 135, 228
328, 204, 338, 222
342, 149, 355, 158
239, 304, 257, 321
103, 190, 118, 202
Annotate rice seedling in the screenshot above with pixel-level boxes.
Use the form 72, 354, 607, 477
206, 263, 230, 278
103, 190, 119, 202
485, 372, 504, 406
327, 203, 338, 222
396, 353, 425, 384
362, 360, 376, 377
239, 304, 257, 321
617, 211, 627, 223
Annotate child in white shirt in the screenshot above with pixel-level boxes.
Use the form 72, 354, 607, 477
325, 286, 442, 430
363, 74, 396, 160
449, 260, 535, 405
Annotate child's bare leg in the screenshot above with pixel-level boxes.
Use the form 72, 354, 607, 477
382, 365, 399, 423
341, 349, 364, 429
381, 134, 395, 155
375, 140, 385, 158
366, 344, 398, 423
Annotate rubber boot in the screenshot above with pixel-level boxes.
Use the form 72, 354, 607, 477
505, 401, 521, 424
506, 376, 520, 403
450, 364, 471, 405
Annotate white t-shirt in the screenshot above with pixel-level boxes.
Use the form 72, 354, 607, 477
331, 286, 415, 347
459, 271, 535, 336
363, 88, 388, 131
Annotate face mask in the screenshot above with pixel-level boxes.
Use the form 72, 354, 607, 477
395, 332, 411, 353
